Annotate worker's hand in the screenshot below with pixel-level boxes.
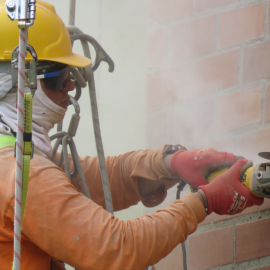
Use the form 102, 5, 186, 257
199, 159, 264, 215
169, 148, 237, 188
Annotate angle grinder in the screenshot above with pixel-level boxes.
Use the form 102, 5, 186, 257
206, 152, 270, 198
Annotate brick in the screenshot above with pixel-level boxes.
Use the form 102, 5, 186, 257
168, 99, 215, 144
148, 49, 238, 106
189, 226, 234, 270
155, 243, 184, 270
188, 140, 214, 152
219, 3, 265, 49
212, 205, 258, 223
259, 198, 270, 212
146, 111, 167, 149
250, 267, 270, 270
236, 217, 270, 262
149, 0, 192, 25
171, 16, 216, 61
265, 85, 270, 123
261, 266, 270, 270
211, 136, 240, 154
238, 128, 270, 161
147, 64, 193, 109
216, 86, 262, 133
269, 3, 270, 37
194, 0, 238, 12
148, 28, 168, 68
243, 41, 270, 84
193, 49, 239, 95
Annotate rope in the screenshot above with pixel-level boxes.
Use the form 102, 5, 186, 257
69, 0, 76, 26
88, 78, 113, 214
13, 27, 27, 270
67, 28, 114, 213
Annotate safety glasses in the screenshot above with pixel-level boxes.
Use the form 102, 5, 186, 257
37, 66, 70, 91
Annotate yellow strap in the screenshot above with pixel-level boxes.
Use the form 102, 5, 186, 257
0, 93, 33, 222
21, 93, 33, 222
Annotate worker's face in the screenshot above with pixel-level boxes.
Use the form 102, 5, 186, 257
40, 77, 75, 109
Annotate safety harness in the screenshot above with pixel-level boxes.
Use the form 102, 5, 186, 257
19, 93, 33, 221
0, 92, 33, 222
0, 92, 34, 270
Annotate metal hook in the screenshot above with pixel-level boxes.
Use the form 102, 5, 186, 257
11, 44, 38, 92
70, 34, 114, 73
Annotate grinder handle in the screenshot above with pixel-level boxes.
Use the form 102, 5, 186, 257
206, 160, 258, 195
207, 160, 253, 188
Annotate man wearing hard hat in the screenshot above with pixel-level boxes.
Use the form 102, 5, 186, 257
0, 2, 263, 270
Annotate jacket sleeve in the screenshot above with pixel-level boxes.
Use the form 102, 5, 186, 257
55, 146, 180, 211
6, 163, 205, 269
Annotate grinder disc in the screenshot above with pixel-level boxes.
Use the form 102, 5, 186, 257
258, 152, 270, 160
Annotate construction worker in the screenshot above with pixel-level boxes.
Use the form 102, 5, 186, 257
0, 2, 264, 270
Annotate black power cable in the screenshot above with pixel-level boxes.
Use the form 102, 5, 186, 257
176, 182, 188, 270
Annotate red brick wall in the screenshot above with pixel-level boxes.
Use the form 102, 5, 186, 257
146, 1, 270, 269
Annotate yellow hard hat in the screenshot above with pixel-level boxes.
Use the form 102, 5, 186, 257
0, 0, 91, 68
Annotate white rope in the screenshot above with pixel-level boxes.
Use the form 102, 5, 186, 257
13, 27, 27, 270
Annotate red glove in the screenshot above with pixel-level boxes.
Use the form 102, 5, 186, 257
169, 148, 237, 188
199, 159, 264, 215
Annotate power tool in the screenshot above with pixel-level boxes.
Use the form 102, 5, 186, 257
207, 152, 270, 198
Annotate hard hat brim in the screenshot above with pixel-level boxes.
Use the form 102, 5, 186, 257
44, 53, 92, 68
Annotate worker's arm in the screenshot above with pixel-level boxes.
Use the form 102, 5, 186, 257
8, 162, 205, 270
55, 146, 239, 211
70, 147, 238, 211
69, 146, 180, 211
7, 158, 262, 270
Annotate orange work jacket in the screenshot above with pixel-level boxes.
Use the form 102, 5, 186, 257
0, 146, 205, 270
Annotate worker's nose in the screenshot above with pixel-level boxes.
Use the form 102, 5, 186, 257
61, 77, 75, 93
